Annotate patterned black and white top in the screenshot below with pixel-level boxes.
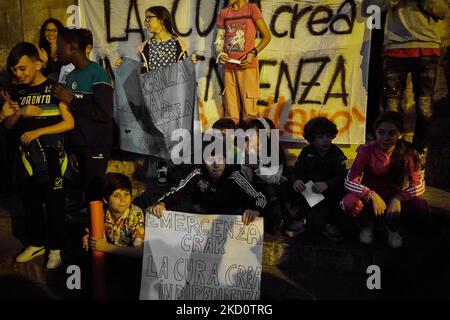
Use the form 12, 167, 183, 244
146, 37, 179, 71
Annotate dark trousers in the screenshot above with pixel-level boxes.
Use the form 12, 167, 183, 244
73, 152, 110, 203
19, 177, 66, 249
357, 197, 429, 232
288, 184, 343, 230
18, 143, 67, 249
382, 56, 438, 153
256, 181, 290, 232
294, 197, 341, 230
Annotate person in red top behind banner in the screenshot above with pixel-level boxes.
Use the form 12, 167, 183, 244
215, 0, 271, 125
342, 111, 429, 248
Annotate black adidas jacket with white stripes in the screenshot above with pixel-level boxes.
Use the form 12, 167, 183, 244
157, 166, 267, 215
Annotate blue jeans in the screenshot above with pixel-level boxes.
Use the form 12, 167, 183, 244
382, 55, 439, 153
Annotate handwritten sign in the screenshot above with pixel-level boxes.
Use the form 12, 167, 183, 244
140, 211, 263, 300
114, 57, 167, 157
139, 59, 197, 157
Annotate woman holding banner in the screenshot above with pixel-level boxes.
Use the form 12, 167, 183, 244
138, 6, 189, 73
116, 6, 196, 185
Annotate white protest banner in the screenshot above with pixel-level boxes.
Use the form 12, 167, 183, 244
139, 59, 197, 158
114, 57, 167, 157
140, 211, 263, 300
80, 0, 370, 145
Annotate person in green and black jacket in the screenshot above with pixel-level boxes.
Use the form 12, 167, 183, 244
52, 28, 114, 203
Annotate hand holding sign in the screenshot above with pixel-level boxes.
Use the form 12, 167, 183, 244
242, 209, 260, 225
148, 202, 166, 218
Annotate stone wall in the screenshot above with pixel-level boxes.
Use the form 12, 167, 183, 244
0, 0, 76, 70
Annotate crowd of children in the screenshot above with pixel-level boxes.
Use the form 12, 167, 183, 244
0, 1, 431, 300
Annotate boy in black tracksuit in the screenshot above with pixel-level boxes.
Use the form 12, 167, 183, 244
287, 117, 347, 240
147, 145, 267, 225
155, 166, 266, 214
52, 28, 113, 203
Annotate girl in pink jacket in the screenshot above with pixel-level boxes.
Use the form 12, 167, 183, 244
342, 111, 428, 248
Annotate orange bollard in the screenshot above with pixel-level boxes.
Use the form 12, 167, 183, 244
90, 200, 108, 300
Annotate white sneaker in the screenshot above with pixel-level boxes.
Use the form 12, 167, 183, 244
15, 246, 45, 263
46, 250, 63, 269
359, 226, 374, 245
387, 229, 403, 248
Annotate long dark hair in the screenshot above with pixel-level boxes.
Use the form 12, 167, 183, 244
146, 6, 176, 36
38, 18, 64, 56
374, 111, 420, 189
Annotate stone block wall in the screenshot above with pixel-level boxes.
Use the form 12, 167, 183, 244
0, 0, 76, 70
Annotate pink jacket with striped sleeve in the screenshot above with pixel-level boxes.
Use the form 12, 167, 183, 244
345, 141, 425, 203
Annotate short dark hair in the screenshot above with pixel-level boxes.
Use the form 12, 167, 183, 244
102, 173, 132, 200
82, 29, 93, 48
212, 118, 236, 130
59, 27, 92, 53
303, 117, 338, 143
7, 42, 41, 69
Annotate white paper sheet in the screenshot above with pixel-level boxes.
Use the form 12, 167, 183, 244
301, 180, 325, 208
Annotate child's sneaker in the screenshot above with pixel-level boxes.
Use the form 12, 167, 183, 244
323, 224, 343, 242
46, 250, 63, 269
359, 226, 374, 245
387, 229, 403, 248
15, 246, 45, 263
285, 218, 306, 238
